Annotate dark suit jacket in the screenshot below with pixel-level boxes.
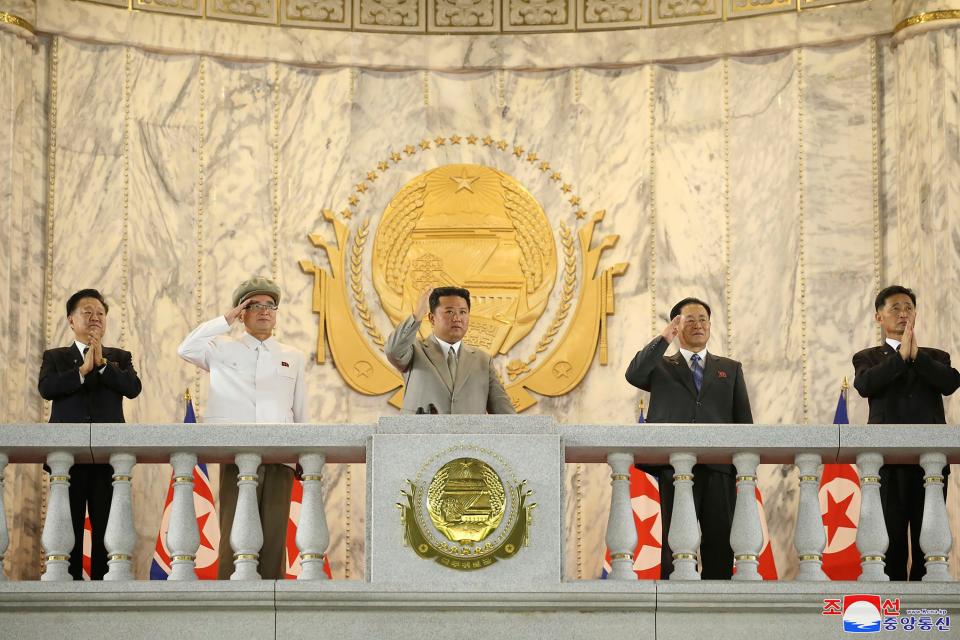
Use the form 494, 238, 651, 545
38, 345, 142, 423
853, 344, 959, 423
625, 335, 753, 425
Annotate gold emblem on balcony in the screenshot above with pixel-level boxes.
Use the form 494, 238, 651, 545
300, 146, 627, 411
398, 452, 535, 571
427, 458, 506, 543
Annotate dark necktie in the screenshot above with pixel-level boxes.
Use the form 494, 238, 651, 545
691, 353, 703, 394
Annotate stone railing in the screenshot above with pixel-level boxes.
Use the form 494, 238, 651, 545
0, 420, 956, 584
0, 423, 370, 582
561, 423, 958, 583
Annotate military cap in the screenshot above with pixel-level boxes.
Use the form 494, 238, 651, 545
232, 276, 282, 307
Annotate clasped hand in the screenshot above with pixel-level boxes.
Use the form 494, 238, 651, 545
900, 317, 920, 361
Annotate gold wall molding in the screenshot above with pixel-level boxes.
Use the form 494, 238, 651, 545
193, 56, 207, 412
648, 64, 657, 336
869, 37, 882, 343
71, 0, 868, 33
721, 58, 733, 357
41, 36, 59, 423
120, 47, 132, 350
0, 11, 35, 34
796, 47, 809, 423
270, 62, 281, 283
894, 9, 960, 35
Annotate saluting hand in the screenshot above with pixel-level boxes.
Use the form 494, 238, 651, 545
224, 299, 252, 325
661, 315, 681, 343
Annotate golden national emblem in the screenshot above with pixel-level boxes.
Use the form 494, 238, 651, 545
300, 145, 626, 412
398, 450, 536, 571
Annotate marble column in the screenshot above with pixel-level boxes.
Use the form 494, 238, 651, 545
103, 453, 136, 581
856, 452, 889, 582
604, 452, 638, 581
890, 3, 960, 350
297, 453, 330, 581
793, 453, 828, 581
668, 453, 701, 580
40, 452, 73, 582
889, 8, 960, 579
0, 0, 46, 581
730, 452, 763, 581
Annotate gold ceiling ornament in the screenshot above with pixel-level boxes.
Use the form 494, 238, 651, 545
0, 12, 35, 35
894, 9, 960, 35
300, 136, 627, 411
398, 449, 535, 571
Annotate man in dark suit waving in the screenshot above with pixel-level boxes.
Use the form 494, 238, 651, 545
853, 285, 959, 580
38, 289, 142, 580
625, 297, 752, 579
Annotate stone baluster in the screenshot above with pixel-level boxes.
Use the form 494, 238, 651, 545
793, 453, 827, 581
855, 452, 888, 581
731, 452, 763, 581
604, 452, 638, 580
231, 453, 264, 580
297, 453, 330, 580
167, 452, 200, 581
104, 453, 137, 581
668, 452, 700, 580
0, 454, 7, 581
41, 451, 74, 581
918, 452, 952, 582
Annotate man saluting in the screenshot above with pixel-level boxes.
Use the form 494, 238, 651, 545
625, 297, 752, 580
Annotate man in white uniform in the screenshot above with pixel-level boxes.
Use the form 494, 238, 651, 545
178, 276, 306, 579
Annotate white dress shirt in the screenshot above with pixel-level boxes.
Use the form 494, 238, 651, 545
177, 316, 306, 424
678, 346, 709, 370
886, 338, 901, 351
433, 335, 462, 358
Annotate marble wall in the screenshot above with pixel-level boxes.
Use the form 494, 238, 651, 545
2, 9, 960, 581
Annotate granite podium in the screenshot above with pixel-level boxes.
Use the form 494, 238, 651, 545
367, 415, 563, 589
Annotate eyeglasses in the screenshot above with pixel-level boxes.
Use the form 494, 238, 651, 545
247, 303, 278, 311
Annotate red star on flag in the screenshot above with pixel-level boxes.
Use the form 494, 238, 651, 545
196, 511, 215, 551
822, 489, 857, 545
635, 512, 662, 553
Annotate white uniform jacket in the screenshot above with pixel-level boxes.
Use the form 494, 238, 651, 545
177, 316, 307, 424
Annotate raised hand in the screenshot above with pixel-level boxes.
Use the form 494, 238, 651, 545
661, 315, 681, 343
413, 286, 433, 322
